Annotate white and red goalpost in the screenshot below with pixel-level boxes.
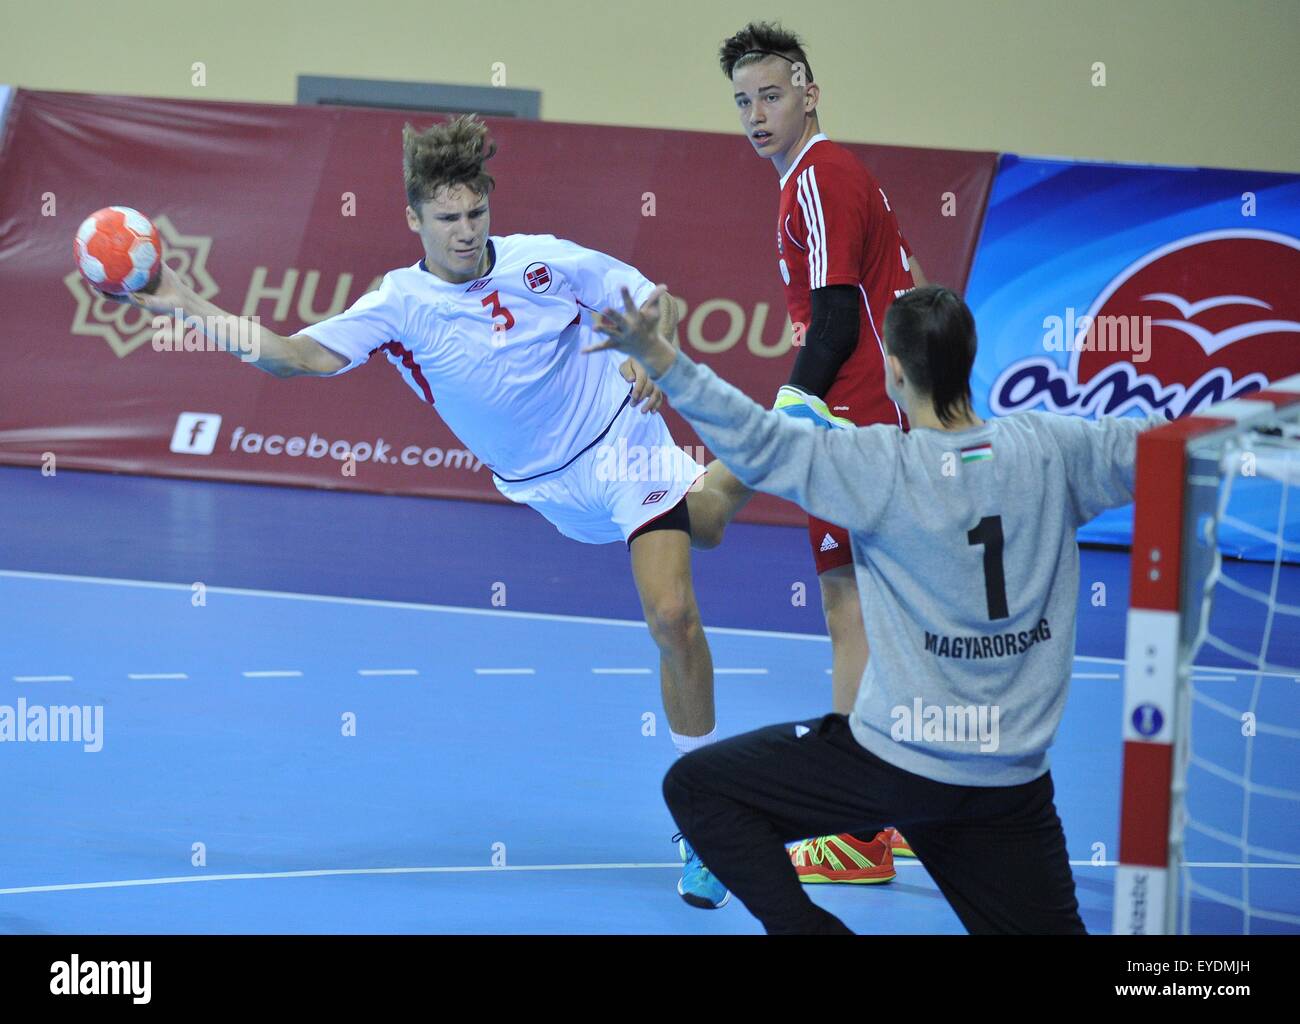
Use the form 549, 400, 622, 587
1114, 373, 1300, 935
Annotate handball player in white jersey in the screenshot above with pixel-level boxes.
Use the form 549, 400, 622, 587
96, 114, 736, 910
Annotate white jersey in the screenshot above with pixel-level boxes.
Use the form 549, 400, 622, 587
305, 234, 656, 480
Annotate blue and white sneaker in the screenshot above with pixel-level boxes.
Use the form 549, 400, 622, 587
674, 833, 731, 909
773, 385, 855, 429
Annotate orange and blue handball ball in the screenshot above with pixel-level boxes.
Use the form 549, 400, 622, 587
73, 206, 162, 293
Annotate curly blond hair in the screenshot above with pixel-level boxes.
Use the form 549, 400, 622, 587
402, 113, 497, 212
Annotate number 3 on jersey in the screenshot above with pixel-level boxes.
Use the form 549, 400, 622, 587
481, 290, 515, 335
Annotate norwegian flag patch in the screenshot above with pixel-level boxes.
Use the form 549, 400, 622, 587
524, 262, 552, 293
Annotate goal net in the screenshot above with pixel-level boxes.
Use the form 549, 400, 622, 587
1113, 375, 1300, 934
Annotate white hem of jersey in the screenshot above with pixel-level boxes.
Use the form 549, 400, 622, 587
848, 711, 1049, 787
491, 385, 635, 484
778, 132, 829, 190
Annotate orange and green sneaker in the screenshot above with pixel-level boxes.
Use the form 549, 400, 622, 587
885, 827, 916, 858
788, 832, 896, 884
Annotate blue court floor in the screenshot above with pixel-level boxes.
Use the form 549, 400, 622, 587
0, 465, 1295, 934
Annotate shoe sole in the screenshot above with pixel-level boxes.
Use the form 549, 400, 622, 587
794, 872, 897, 884
677, 878, 732, 909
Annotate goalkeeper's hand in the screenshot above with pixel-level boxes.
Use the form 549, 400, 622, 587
773, 385, 855, 429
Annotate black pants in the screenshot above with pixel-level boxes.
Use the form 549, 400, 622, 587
662, 713, 1086, 935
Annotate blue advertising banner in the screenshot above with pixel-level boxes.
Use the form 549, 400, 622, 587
964, 155, 1300, 559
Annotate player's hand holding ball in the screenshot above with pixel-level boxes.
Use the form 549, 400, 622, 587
73, 206, 185, 315
586, 284, 678, 379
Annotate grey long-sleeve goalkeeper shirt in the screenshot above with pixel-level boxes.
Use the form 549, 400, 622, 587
651, 350, 1157, 787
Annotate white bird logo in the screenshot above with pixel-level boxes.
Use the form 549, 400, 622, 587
1140, 292, 1300, 357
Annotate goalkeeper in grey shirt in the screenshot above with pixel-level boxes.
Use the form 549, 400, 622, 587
587, 283, 1157, 935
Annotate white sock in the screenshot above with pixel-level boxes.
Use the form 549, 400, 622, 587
671, 726, 717, 756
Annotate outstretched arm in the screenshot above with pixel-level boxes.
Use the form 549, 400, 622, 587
618, 286, 677, 414
93, 263, 346, 377
587, 287, 896, 531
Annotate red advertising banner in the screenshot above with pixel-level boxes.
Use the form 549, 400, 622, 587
0, 89, 996, 526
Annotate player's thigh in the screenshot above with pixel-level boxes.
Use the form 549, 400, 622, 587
900, 773, 1085, 935
628, 524, 697, 621
665, 713, 898, 841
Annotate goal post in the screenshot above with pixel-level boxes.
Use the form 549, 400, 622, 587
1114, 373, 1300, 935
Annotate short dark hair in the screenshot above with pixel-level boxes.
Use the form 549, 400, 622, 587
402, 113, 497, 214
718, 21, 814, 84
884, 286, 978, 428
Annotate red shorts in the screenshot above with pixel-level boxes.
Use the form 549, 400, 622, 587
808, 381, 905, 574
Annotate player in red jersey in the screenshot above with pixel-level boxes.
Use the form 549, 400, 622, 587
698, 21, 930, 883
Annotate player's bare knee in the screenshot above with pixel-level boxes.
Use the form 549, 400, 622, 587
644, 596, 702, 649
689, 521, 724, 550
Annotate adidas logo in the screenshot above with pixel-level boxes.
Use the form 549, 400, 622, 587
795, 725, 811, 738
819, 533, 839, 552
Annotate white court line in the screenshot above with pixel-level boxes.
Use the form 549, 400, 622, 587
2, 858, 1290, 898
475, 668, 535, 676
241, 670, 303, 679
357, 669, 419, 677
0, 569, 828, 643
2, 570, 1289, 678
11, 675, 73, 682
715, 668, 769, 675
1077, 653, 1299, 682
1072, 673, 1120, 679
592, 668, 653, 675
0, 863, 683, 896
127, 673, 188, 680
1072, 861, 1300, 870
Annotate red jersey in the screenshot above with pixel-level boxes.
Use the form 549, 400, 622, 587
776, 134, 915, 427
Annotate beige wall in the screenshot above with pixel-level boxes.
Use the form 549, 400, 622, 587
4, 0, 1297, 172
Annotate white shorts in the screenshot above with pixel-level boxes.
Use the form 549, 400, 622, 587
492, 399, 706, 545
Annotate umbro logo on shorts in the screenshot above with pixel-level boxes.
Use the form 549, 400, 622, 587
819, 533, 839, 552
642, 489, 668, 505
794, 725, 811, 738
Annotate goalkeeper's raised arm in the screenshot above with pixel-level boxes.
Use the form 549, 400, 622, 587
94, 263, 347, 378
